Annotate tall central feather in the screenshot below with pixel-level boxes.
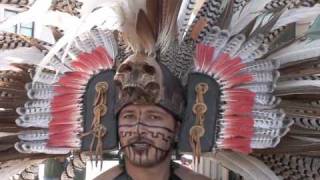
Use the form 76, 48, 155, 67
136, 10, 156, 53
117, 0, 181, 53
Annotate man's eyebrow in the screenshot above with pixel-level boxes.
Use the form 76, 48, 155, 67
120, 109, 135, 114
145, 109, 167, 116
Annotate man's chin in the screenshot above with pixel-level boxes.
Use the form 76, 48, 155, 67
128, 157, 159, 167
124, 146, 169, 167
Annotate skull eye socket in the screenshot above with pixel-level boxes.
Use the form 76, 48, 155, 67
143, 64, 155, 75
146, 82, 160, 92
118, 64, 132, 73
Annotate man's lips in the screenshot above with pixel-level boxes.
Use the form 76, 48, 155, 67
130, 142, 150, 153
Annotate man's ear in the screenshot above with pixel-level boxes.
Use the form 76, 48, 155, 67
175, 121, 181, 132
175, 121, 181, 141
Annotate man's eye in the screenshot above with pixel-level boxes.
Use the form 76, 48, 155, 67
150, 115, 161, 120
123, 114, 134, 119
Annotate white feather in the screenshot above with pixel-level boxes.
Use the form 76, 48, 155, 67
177, 0, 206, 41
268, 39, 320, 66
81, 6, 121, 32
0, 47, 44, 68
38, 11, 81, 32
91, 29, 118, 59
78, 0, 118, 17
273, 5, 320, 29
230, 0, 273, 35
34, 5, 120, 81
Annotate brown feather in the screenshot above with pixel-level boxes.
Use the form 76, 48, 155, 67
0, 73, 31, 84
0, 117, 19, 124
49, 26, 64, 41
0, 88, 27, 97
280, 100, 320, 117
254, 153, 320, 179
254, 125, 320, 155
157, 0, 181, 50
2, 0, 30, 5
0, 126, 22, 133
146, 0, 159, 37
119, 0, 181, 53
275, 87, 320, 96
239, 17, 257, 38
0, 99, 27, 109
280, 58, 320, 77
218, 0, 235, 29
0, 144, 13, 152
0, 135, 18, 145
191, 17, 208, 40
0, 63, 32, 125
136, 10, 156, 53
254, 136, 320, 154
280, 94, 320, 101
10, 63, 35, 73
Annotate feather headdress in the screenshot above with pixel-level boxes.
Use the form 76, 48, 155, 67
1, 0, 320, 179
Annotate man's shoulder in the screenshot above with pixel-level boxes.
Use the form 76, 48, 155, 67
174, 165, 211, 180
93, 164, 211, 180
94, 165, 123, 180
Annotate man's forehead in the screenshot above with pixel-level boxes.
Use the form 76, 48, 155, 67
120, 104, 167, 114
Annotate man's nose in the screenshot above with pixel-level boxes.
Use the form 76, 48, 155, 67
135, 121, 147, 136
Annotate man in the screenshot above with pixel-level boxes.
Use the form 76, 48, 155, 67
95, 104, 210, 180
93, 45, 211, 180
84, 0, 215, 176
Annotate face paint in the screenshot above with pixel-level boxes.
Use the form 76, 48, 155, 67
118, 104, 177, 167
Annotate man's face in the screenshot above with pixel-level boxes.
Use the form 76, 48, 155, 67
118, 104, 177, 167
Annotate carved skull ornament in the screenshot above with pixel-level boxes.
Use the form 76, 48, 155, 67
114, 53, 164, 104
114, 53, 186, 120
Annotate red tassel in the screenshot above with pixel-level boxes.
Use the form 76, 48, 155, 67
46, 47, 114, 149
58, 75, 87, 87
50, 116, 81, 126
65, 71, 90, 80
49, 123, 81, 133
223, 116, 254, 127
224, 88, 255, 96
48, 123, 81, 147
51, 94, 82, 108
70, 60, 91, 73
95, 46, 114, 69
223, 101, 254, 115
195, 44, 215, 71
224, 93, 255, 103
51, 104, 82, 113
71, 47, 114, 73
54, 86, 84, 95
207, 53, 230, 74
220, 138, 252, 154
217, 58, 245, 80
90, 50, 108, 69
223, 73, 253, 88
222, 127, 254, 138
77, 53, 101, 70
48, 133, 80, 147
85, 50, 108, 70
51, 109, 81, 122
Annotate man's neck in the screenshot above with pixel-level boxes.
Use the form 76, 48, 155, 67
124, 155, 172, 180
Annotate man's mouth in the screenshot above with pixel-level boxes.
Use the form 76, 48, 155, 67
130, 142, 150, 152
